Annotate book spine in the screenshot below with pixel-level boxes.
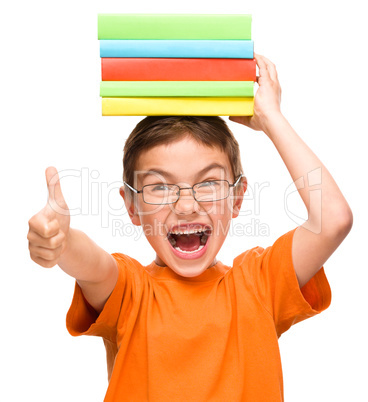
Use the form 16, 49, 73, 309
100, 40, 254, 59
102, 97, 254, 116
100, 81, 254, 97
101, 58, 257, 81
98, 14, 252, 40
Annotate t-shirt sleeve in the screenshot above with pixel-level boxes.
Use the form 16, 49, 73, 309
66, 253, 135, 343
235, 228, 331, 337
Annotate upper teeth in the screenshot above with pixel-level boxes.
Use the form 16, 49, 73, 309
170, 228, 205, 235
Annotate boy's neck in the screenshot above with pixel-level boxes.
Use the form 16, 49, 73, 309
154, 255, 218, 270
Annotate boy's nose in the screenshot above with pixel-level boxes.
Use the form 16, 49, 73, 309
172, 188, 198, 215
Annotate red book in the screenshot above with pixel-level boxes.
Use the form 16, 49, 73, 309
101, 58, 256, 81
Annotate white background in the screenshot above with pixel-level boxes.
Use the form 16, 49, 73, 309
1, 0, 367, 401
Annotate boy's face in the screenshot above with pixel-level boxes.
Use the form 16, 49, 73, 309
121, 136, 246, 277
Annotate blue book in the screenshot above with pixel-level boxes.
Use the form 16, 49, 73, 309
99, 40, 254, 59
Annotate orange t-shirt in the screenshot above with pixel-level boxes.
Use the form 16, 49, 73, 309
67, 229, 331, 401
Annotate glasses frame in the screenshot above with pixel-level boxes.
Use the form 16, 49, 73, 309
124, 174, 243, 205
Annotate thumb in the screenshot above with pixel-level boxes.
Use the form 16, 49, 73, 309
229, 116, 252, 126
45, 167, 68, 215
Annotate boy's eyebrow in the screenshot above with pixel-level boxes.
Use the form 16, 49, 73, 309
140, 163, 229, 182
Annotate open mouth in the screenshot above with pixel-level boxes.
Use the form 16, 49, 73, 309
167, 227, 212, 254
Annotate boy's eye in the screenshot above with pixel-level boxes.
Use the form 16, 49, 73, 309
151, 184, 171, 192
196, 181, 219, 189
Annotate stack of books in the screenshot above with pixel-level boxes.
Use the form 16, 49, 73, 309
98, 14, 256, 116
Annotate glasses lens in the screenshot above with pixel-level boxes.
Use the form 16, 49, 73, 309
194, 180, 229, 202
143, 184, 179, 205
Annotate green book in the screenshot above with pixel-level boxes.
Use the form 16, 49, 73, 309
98, 14, 252, 40
100, 81, 254, 97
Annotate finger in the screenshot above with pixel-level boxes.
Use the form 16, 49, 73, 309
46, 166, 65, 205
29, 243, 63, 262
254, 54, 271, 81
28, 229, 65, 249
45, 167, 69, 216
261, 55, 278, 82
30, 254, 59, 269
28, 213, 60, 238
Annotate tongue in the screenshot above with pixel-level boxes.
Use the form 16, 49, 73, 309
175, 234, 201, 251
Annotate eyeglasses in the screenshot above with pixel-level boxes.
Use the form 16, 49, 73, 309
124, 175, 243, 205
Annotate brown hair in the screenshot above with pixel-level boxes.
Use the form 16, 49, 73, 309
123, 116, 243, 188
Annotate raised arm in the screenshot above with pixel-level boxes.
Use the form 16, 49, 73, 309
230, 54, 353, 288
27, 167, 118, 313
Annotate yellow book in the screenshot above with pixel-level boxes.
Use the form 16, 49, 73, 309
102, 97, 254, 116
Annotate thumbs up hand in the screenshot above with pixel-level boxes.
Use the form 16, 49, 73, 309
28, 167, 70, 268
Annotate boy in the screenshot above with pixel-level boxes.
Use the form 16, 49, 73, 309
27, 54, 353, 401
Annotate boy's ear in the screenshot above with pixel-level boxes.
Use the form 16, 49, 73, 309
119, 186, 141, 226
232, 176, 247, 218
